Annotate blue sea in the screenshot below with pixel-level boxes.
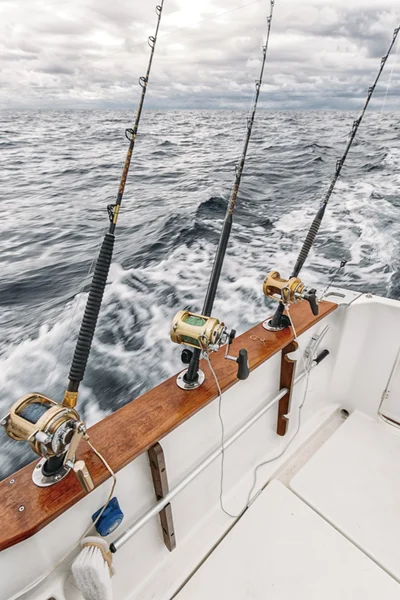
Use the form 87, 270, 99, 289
0, 109, 399, 478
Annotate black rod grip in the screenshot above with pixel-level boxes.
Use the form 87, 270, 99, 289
292, 205, 325, 278
68, 233, 115, 386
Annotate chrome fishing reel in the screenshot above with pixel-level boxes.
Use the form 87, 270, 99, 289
1, 393, 94, 491
170, 310, 250, 389
262, 270, 319, 331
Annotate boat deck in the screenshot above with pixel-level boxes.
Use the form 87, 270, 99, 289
175, 410, 400, 598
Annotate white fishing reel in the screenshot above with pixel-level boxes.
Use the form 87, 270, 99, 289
1, 393, 94, 491
170, 310, 250, 389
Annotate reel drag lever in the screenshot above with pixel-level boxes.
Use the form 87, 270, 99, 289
224, 330, 250, 381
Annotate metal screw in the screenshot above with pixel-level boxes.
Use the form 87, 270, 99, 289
18, 506, 24, 512
9, 479, 15, 484
55, 475, 61, 481
36, 463, 41, 469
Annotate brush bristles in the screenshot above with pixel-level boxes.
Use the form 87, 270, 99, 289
72, 543, 113, 600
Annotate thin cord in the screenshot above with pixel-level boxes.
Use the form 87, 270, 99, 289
202, 350, 235, 517
10, 441, 116, 600
205, 306, 313, 519
85, 438, 117, 531
320, 260, 347, 300
379, 35, 399, 120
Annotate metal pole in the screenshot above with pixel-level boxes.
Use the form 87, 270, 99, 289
111, 369, 310, 552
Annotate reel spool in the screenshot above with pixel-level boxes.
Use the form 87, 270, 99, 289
171, 310, 250, 389
1, 393, 94, 491
263, 271, 305, 305
262, 270, 318, 331
170, 311, 226, 350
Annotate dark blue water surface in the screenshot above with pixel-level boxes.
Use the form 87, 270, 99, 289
0, 109, 399, 478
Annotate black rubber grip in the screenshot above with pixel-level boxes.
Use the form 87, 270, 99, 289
69, 233, 115, 384
304, 289, 319, 316
237, 349, 250, 380
314, 349, 329, 365
292, 216, 322, 277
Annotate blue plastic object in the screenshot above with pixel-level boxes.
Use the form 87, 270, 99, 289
92, 497, 124, 537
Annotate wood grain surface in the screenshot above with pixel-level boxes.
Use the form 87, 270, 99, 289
277, 340, 298, 436
0, 300, 337, 551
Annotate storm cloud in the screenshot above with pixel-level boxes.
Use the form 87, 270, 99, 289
0, 0, 399, 109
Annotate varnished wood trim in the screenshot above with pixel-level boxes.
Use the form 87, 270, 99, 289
148, 443, 176, 552
277, 341, 298, 436
0, 300, 337, 551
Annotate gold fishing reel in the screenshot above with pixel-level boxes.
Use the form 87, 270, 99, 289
263, 271, 305, 305
170, 310, 250, 389
1, 393, 94, 491
262, 270, 319, 331
170, 310, 227, 350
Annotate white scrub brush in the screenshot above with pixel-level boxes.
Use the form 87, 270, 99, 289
72, 536, 114, 600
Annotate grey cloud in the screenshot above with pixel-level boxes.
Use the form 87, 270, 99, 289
38, 64, 75, 75
0, 0, 398, 110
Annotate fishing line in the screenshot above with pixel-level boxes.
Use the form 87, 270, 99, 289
269, 26, 400, 330
318, 39, 399, 301
320, 260, 348, 300
379, 34, 400, 119
206, 307, 313, 519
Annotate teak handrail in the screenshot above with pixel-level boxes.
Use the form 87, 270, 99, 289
0, 300, 337, 551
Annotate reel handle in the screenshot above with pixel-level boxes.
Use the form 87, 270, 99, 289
303, 288, 319, 316
236, 349, 250, 380
225, 331, 250, 381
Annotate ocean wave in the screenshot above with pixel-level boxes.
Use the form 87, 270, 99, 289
0, 109, 399, 479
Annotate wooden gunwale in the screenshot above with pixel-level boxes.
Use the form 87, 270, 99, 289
0, 300, 337, 551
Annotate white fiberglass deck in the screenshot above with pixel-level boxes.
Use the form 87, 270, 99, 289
175, 479, 398, 599
291, 409, 400, 582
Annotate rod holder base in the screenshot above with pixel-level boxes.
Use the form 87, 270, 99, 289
176, 369, 205, 390
32, 458, 71, 488
262, 315, 291, 332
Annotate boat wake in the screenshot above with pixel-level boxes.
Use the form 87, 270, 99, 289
0, 109, 399, 478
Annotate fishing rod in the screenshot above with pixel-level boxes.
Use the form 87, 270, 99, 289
170, 0, 276, 389
264, 25, 400, 331
0, 2, 165, 490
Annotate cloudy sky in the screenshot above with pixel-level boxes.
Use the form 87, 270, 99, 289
0, 0, 399, 110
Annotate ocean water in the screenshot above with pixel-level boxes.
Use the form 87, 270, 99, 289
0, 109, 399, 479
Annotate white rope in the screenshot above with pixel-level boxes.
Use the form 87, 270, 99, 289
204, 307, 313, 520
